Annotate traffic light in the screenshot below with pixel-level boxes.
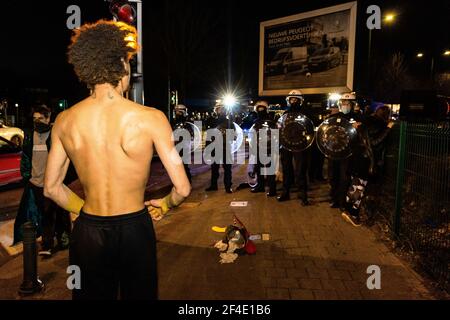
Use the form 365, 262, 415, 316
108, 0, 136, 24
106, 0, 144, 105
58, 99, 68, 110
170, 90, 178, 106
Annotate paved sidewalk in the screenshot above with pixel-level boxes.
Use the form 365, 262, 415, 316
0, 164, 436, 300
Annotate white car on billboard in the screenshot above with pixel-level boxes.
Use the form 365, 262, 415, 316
265, 47, 309, 75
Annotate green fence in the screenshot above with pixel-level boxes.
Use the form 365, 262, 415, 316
366, 121, 449, 292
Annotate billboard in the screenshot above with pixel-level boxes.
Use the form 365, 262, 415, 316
259, 2, 357, 96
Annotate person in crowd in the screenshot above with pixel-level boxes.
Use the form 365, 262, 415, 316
277, 90, 313, 206
13, 105, 75, 257
341, 105, 394, 226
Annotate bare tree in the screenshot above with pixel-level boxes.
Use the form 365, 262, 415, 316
376, 52, 415, 102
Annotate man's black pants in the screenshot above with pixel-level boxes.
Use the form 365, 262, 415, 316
69, 209, 157, 300
254, 163, 276, 193
280, 148, 311, 201
329, 158, 350, 208
210, 163, 232, 189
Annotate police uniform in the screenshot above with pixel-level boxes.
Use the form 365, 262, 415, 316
205, 103, 234, 193
250, 101, 277, 197
277, 90, 313, 206
173, 105, 192, 183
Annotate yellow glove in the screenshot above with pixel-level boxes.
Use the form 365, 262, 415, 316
66, 191, 85, 215
145, 194, 173, 221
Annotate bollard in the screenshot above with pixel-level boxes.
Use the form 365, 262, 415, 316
18, 222, 44, 296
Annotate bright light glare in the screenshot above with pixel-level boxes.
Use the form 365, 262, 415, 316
444, 50, 450, 56
417, 53, 424, 58
223, 95, 237, 108
384, 14, 395, 22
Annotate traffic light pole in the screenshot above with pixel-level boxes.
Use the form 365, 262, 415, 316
129, 0, 144, 105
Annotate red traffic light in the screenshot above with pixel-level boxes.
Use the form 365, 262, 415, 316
109, 1, 136, 24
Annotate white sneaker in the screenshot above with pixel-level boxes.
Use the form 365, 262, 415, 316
38, 249, 52, 257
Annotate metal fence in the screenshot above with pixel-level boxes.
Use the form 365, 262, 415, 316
365, 121, 449, 293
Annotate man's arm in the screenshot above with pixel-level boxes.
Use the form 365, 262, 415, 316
43, 115, 84, 214
370, 122, 394, 147
146, 110, 191, 219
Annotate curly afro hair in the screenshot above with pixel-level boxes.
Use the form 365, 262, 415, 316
68, 20, 138, 90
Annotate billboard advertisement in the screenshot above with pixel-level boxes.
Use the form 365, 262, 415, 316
259, 2, 357, 96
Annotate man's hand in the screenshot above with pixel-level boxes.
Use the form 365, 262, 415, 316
145, 198, 171, 221
352, 122, 362, 129
70, 212, 79, 223
387, 121, 395, 129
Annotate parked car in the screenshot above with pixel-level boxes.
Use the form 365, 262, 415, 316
0, 136, 22, 186
307, 46, 342, 71
0, 120, 24, 147
265, 47, 308, 76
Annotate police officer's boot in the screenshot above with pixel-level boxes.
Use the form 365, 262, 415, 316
205, 184, 218, 191
277, 190, 290, 202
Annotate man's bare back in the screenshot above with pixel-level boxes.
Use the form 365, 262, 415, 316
45, 91, 190, 217
56, 95, 157, 215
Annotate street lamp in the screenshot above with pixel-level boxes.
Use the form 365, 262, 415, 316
15, 104, 19, 127
384, 14, 396, 23
416, 52, 436, 83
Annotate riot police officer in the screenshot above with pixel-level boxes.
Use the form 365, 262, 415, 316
205, 101, 234, 193
328, 93, 357, 210
277, 90, 313, 206
250, 100, 277, 197
173, 104, 192, 182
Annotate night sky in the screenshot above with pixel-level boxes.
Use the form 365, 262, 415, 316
1, 0, 449, 112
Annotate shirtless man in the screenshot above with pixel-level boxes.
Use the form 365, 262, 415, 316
43, 20, 191, 300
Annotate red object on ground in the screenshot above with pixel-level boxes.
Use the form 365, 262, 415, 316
233, 214, 257, 255
244, 239, 256, 255
0, 151, 22, 186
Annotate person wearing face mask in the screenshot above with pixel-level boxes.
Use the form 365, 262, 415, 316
205, 101, 234, 193
327, 93, 357, 211
277, 90, 313, 206
249, 100, 277, 197
13, 105, 76, 256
